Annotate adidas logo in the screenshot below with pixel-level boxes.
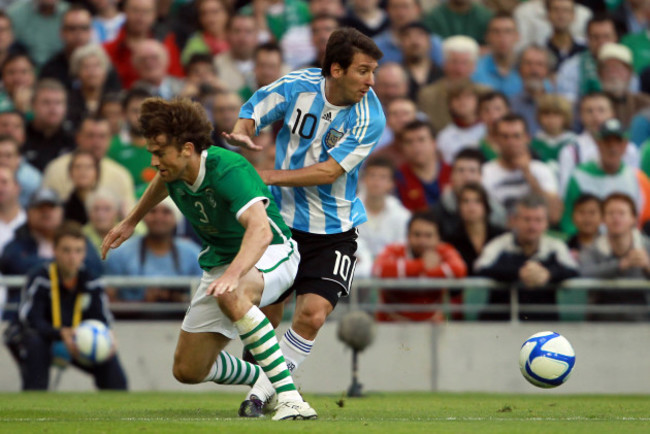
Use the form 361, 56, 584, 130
322, 112, 332, 122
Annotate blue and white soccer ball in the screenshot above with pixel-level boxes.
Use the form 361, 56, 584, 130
519, 331, 575, 388
74, 320, 113, 365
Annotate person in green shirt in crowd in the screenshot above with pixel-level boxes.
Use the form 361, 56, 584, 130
424, 0, 493, 45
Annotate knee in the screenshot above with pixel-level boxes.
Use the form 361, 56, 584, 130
294, 305, 328, 334
172, 354, 206, 384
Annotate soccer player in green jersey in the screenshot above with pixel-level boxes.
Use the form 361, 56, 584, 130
100, 98, 316, 420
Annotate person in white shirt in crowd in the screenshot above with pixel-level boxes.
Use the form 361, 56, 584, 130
558, 92, 639, 193
482, 113, 561, 225
514, 0, 591, 48
436, 80, 486, 166
0, 166, 25, 255
90, 0, 125, 44
214, 14, 258, 93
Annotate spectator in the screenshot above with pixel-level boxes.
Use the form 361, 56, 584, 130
558, 93, 639, 193
621, 1, 650, 74
374, 97, 418, 163
302, 14, 339, 69
395, 120, 450, 211
475, 194, 579, 321
106, 88, 154, 193
181, 0, 231, 65
546, 0, 587, 70
472, 13, 522, 98
131, 39, 185, 99
436, 80, 486, 166
445, 182, 505, 274
433, 149, 507, 241
0, 53, 36, 114
598, 42, 650, 128
557, 14, 624, 103
39, 5, 120, 93
90, 0, 125, 44
0, 11, 27, 70
373, 210, 467, 322
67, 44, 114, 129
214, 14, 257, 93
238, 127, 276, 171
0, 188, 103, 279
357, 157, 411, 272
373, 0, 443, 66
477, 90, 510, 161
611, 0, 647, 35
63, 150, 99, 225
561, 118, 650, 234
22, 79, 75, 172
10, 221, 127, 390
482, 114, 561, 224
418, 36, 482, 133
373, 62, 409, 109
424, 0, 493, 45
399, 21, 443, 102
309, 0, 345, 18
579, 193, 650, 321
0, 166, 24, 255
104, 197, 202, 302
7, 0, 69, 66
83, 188, 120, 256
341, 0, 389, 38
179, 53, 226, 105
103, 0, 183, 89
514, 0, 592, 48
509, 44, 556, 136
42, 116, 135, 216
211, 90, 244, 150
530, 94, 577, 167
98, 93, 123, 138
566, 193, 602, 254
239, 42, 287, 101
0, 133, 41, 208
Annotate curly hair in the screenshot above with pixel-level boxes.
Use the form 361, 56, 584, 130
139, 97, 214, 153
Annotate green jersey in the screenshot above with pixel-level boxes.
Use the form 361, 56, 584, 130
166, 147, 292, 270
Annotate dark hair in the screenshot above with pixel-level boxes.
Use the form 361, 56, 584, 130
54, 221, 87, 247
458, 182, 491, 221
99, 92, 123, 110
1, 53, 35, 76
363, 156, 396, 176
122, 87, 152, 110
226, 13, 254, 31
139, 97, 214, 153
602, 192, 637, 217
572, 193, 601, 214
398, 119, 436, 141
488, 11, 516, 28
495, 113, 529, 135
0, 134, 19, 149
446, 79, 477, 105
407, 210, 438, 232
78, 114, 110, 130
185, 53, 216, 71
195, 0, 232, 32
311, 14, 341, 28
453, 148, 485, 167
586, 13, 619, 39
579, 91, 614, 112
255, 41, 283, 61
478, 90, 510, 110
63, 3, 92, 21
68, 149, 100, 183
322, 28, 383, 77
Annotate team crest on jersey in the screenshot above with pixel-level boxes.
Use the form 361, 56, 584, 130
204, 188, 217, 208
324, 129, 344, 148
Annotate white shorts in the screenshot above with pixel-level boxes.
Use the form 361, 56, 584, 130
181, 239, 299, 339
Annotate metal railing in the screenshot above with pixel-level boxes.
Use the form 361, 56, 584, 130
1, 276, 648, 321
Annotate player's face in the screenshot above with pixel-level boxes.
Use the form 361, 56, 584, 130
55, 236, 87, 277
407, 219, 439, 258
336, 53, 378, 105
147, 136, 191, 182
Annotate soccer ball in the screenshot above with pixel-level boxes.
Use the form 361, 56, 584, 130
519, 331, 575, 388
74, 320, 114, 365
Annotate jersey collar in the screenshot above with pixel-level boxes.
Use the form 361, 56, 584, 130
186, 150, 207, 193
321, 79, 350, 110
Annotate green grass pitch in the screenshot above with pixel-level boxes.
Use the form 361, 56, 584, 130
1, 392, 649, 433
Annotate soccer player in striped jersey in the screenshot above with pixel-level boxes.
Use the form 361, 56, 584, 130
101, 98, 316, 420
222, 28, 386, 415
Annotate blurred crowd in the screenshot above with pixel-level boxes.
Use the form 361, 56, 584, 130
0, 0, 649, 322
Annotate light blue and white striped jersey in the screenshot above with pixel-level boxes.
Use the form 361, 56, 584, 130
240, 68, 386, 235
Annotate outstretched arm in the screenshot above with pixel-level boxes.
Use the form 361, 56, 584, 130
222, 118, 263, 151
206, 201, 273, 296
100, 173, 168, 259
260, 157, 345, 187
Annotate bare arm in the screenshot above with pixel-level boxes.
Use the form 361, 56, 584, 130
221, 118, 262, 151
260, 157, 346, 187
521, 163, 563, 225
206, 201, 273, 296
100, 173, 168, 259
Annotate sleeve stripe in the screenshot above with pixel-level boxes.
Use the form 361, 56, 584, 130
263, 71, 321, 92
235, 197, 269, 221
18, 276, 50, 323
253, 93, 286, 126
352, 95, 370, 142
